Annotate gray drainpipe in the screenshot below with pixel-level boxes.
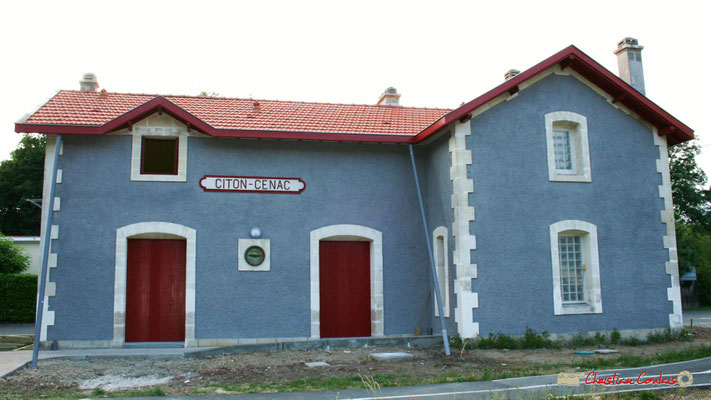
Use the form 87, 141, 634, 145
408, 144, 451, 356
31, 134, 62, 369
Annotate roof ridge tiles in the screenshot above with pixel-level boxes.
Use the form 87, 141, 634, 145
57, 90, 452, 111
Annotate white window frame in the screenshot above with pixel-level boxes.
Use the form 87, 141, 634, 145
545, 111, 591, 182
130, 116, 188, 182
550, 220, 602, 315
432, 226, 450, 318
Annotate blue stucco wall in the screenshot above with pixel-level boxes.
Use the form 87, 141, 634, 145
417, 133, 457, 335
48, 138, 434, 340
466, 73, 670, 335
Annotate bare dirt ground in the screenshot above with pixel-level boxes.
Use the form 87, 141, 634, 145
3, 330, 711, 399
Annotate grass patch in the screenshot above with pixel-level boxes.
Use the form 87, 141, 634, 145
451, 328, 692, 351
214, 345, 711, 395
215, 366, 549, 394
573, 345, 711, 370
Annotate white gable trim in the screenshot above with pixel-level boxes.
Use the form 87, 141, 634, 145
309, 224, 384, 339
114, 222, 197, 347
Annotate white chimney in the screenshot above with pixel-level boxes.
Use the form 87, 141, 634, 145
614, 37, 645, 95
377, 87, 401, 106
79, 73, 99, 91
504, 69, 520, 81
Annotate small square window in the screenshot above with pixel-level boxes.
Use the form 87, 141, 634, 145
141, 138, 178, 175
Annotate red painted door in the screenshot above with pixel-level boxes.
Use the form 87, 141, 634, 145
319, 241, 371, 338
126, 239, 186, 342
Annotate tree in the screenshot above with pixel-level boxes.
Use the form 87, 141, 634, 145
669, 140, 710, 227
0, 234, 30, 274
0, 134, 45, 235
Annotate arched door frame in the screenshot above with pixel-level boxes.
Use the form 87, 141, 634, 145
309, 224, 384, 339
113, 222, 196, 347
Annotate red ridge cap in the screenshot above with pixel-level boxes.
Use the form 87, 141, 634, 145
414, 45, 693, 145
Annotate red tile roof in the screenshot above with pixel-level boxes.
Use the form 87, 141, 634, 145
16, 45, 693, 145
21, 91, 451, 138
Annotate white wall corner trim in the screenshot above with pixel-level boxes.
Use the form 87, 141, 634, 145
114, 222, 197, 347
130, 114, 190, 182
449, 122, 479, 338
432, 226, 450, 318
550, 220, 602, 315
653, 130, 683, 329
309, 224, 384, 339
545, 111, 591, 182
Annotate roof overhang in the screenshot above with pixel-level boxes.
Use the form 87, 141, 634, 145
415, 45, 694, 145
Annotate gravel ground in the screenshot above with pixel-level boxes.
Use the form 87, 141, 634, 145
2, 329, 711, 398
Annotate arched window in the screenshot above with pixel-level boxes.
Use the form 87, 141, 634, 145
545, 111, 591, 182
550, 220, 602, 315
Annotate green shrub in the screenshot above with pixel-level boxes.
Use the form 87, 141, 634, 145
610, 328, 622, 344
0, 274, 37, 322
451, 327, 691, 351
0, 235, 30, 274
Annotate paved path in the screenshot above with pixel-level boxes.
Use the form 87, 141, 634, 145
0, 347, 213, 379
120, 357, 711, 399
685, 310, 711, 327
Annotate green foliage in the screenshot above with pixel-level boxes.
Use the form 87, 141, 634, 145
574, 345, 711, 370
669, 140, 710, 226
450, 328, 688, 350
0, 234, 30, 274
0, 134, 45, 236
610, 328, 621, 344
0, 274, 37, 322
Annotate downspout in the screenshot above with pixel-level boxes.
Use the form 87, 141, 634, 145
31, 134, 62, 369
408, 144, 451, 356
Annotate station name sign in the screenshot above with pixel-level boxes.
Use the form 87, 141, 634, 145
199, 175, 305, 194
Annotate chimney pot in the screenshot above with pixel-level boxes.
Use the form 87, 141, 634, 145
377, 87, 401, 106
79, 73, 99, 91
505, 69, 520, 81
614, 37, 645, 95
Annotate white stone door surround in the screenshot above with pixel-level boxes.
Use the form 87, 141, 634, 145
114, 222, 197, 347
309, 224, 384, 338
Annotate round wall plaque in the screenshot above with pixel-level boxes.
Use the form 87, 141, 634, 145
245, 246, 266, 266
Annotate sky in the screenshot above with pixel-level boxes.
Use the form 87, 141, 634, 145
1, 1, 709, 174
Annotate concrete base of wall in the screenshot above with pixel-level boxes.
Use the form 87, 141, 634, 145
41, 335, 443, 351
41, 328, 679, 351
546, 327, 681, 341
